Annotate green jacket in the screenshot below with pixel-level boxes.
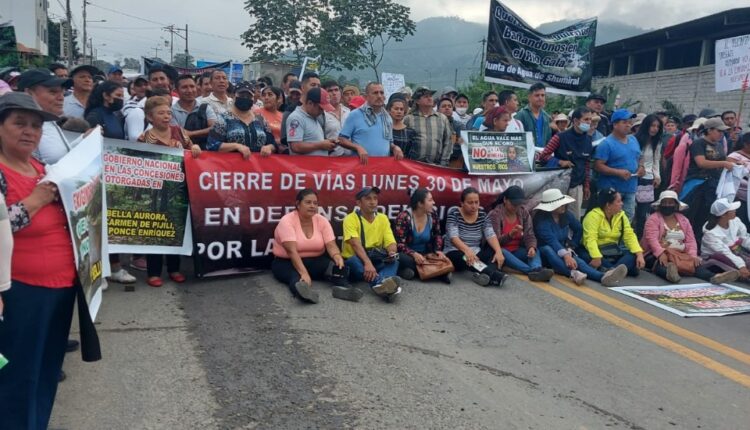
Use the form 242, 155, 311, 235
514, 106, 552, 148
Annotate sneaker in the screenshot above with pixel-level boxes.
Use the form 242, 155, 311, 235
399, 267, 415, 280
130, 257, 147, 271
386, 286, 402, 303
66, 339, 79, 353
570, 270, 587, 286
372, 277, 399, 296
441, 272, 453, 284
665, 262, 681, 283
710, 270, 740, 285
528, 268, 554, 282
293, 281, 319, 304
471, 272, 491, 286
601, 264, 628, 287
331, 285, 363, 302
489, 271, 507, 287
100, 278, 109, 291
109, 268, 136, 284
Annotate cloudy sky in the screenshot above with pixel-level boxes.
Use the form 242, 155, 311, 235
48, 0, 742, 65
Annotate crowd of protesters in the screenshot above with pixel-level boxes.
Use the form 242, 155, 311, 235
1, 62, 750, 429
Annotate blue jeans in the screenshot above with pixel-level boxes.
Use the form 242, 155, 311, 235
345, 255, 399, 287
577, 247, 639, 276
501, 247, 542, 274
621, 192, 636, 221
539, 245, 603, 282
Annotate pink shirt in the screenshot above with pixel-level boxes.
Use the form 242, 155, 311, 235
273, 211, 335, 259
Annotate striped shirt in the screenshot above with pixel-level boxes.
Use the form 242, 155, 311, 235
443, 207, 496, 254
404, 111, 454, 166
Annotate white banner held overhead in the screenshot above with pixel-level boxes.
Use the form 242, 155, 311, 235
715, 34, 750, 93
381, 72, 406, 101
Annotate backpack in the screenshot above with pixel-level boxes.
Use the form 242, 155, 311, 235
184, 104, 209, 147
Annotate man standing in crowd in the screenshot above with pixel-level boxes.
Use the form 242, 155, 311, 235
203, 70, 233, 115
722, 110, 736, 129
467, 91, 497, 130
197, 72, 212, 98
338, 82, 404, 163
107, 66, 126, 86
498, 89, 524, 132
404, 87, 453, 166
49, 63, 68, 78
536, 107, 594, 219
342, 187, 401, 301
586, 93, 609, 136
63, 65, 99, 119
286, 87, 337, 156
342, 85, 360, 108
123, 66, 173, 141
594, 109, 642, 220
452, 94, 472, 128
439, 86, 458, 103
282, 72, 298, 96
281, 73, 320, 146
322, 80, 350, 155
172, 75, 217, 148
515, 82, 551, 147
129, 76, 149, 101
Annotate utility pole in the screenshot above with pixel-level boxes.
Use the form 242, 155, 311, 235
479, 37, 487, 78
82, 0, 87, 65
162, 24, 190, 66
89, 37, 93, 64
152, 46, 160, 58
185, 24, 189, 68
454, 68, 458, 88
65, 0, 73, 66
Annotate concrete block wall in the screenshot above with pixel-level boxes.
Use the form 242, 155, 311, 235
593, 65, 750, 127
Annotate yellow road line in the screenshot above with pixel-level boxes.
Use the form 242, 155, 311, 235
553, 275, 750, 367
518, 276, 750, 389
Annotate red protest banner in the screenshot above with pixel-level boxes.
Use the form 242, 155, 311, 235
185, 153, 571, 277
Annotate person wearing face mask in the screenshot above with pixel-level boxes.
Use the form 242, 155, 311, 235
701, 198, 750, 283
207, 81, 277, 160
452, 94, 472, 128
642, 191, 738, 284
84, 80, 126, 139
536, 107, 594, 219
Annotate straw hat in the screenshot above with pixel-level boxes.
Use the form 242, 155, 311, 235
651, 190, 688, 211
534, 189, 576, 212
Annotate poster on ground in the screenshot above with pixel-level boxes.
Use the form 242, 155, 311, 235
461, 131, 534, 174
184, 154, 570, 276
382, 72, 406, 101
45, 131, 105, 319
611, 284, 750, 317
484, 0, 596, 96
715, 34, 750, 93
103, 139, 192, 255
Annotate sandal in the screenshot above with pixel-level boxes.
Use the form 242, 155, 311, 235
147, 277, 163, 288
169, 272, 186, 283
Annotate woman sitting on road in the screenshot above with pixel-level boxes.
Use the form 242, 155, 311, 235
271, 189, 361, 304
137, 95, 201, 288
207, 81, 277, 159
534, 189, 628, 286
700, 198, 750, 283
393, 187, 451, 283
580, 188, 645, 279
642, 191, 739, 284
443, 187, 507, 287
487, 186, 553, 282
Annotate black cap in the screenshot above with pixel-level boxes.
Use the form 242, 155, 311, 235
586, 93, 607, 103
133, 75, 148, 84
698, 108, 719, 118
681, 114, 698, 124
289, 80, 302, 93
355, 186, 381, 200
501, 185, 525, 205
0, 92, 60, 122
234, 81, 254, 94
69, 64, 102, 78
413, 86, 435, 99
17, 68, 71, 91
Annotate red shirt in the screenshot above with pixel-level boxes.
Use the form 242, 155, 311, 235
502, 217, 522, 252
0, 158, 76, 288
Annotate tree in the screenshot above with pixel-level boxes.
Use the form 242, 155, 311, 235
342, 0, 416, 81
122, 57, 140, 70
171, 53, 195, 68
46, 19, 81, 62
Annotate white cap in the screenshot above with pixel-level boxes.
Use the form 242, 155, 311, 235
710, 198, 741, 216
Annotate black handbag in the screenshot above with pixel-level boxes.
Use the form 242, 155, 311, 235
356, 211, 390, 265
598, 216, 625, 260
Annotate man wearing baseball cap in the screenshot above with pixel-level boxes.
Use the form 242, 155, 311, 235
585, 93, 609, 135
341, 186, 402, 301
404, 86, 454, 166
62, 64, 100, 119
701, 198, 750, 281
286, 87, 337, 156
681, 117, 737, 244
593, 108, 641, 220
16, 69, 76, 165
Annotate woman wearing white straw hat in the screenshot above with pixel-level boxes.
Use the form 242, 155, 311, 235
642, 191, 739, 284
534, 188, 628, 286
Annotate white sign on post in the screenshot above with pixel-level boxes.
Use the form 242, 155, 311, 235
715, 35, 750, 93
381, 72, 406, 101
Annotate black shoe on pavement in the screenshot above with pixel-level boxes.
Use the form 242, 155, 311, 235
292, 281, 319, 304
398, 268, 415, 280
331, 285, 363, 302
528, 268, 554, 282
490, 272, 507, 287
66, 339, 79, 353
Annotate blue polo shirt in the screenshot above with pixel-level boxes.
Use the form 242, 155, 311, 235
594, 134, 641, 193
339, 109, 391, 156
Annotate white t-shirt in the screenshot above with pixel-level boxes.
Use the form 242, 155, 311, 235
701, 218, 750, 269
0, 192, 12, 291
34, 121, 76, 164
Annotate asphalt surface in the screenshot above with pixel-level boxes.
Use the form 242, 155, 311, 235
50, 261, 750, 430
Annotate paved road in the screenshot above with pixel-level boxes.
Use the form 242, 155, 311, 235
51, 264, 750, 429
